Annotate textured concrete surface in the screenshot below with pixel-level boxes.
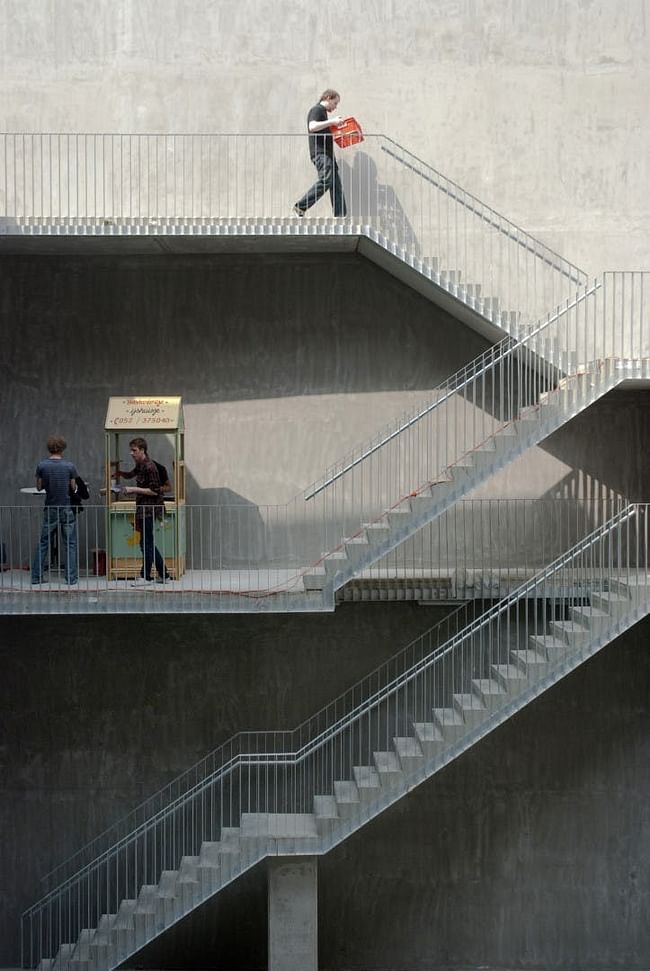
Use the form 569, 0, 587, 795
0, 0, 647, 275
6, 611, 645, 969
0, 252, 489, 511
268, 858, 318, 971
0, 606, 449, 966
2, 254, 650, 522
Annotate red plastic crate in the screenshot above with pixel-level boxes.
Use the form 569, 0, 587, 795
331, 116, 364, 148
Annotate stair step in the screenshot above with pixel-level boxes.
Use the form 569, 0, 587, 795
313, 794, 339, 836
373, 750, 404, 786
408, 491, 437, 515
178, 856, 200, 882
590, 590, 631, 614
112, 898, 136, 927
133, 885, 160, 945
548, 619, 590, 645
452, 693, 488, 727
412, 721, 445, 757
432, 707, 466, 738
569, 605, 611, 630
71, 929, 93, 960
491, 663, 528, 693
386, 506, 412, 529
302, 568, 327, 591
343, 536, 371, 561
333, 780, 361, 817
314, 793, 338, 817
470, 678, 509, 710
392, 736, 425, 771
52, 944, 75, 970
240, 812, 318, 839
352, 764, 382, 796
510, 649, 548, 674
528, 634, 569, 659
609, 574, 650, 598
362, 522, 391, 544
219, 826, 242, 848
322, 551, 349, 575
158, 870, 180, 897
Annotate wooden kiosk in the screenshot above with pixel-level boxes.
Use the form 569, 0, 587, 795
104, 396, 186, 580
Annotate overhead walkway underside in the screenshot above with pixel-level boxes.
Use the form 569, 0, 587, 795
0, 217, 515, 342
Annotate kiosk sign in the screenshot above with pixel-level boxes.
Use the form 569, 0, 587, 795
105, 396, 182, 430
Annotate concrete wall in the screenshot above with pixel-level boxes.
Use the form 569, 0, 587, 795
2, 610, 649, 969
0, 0, 648, 274
3, 253, 649, 519
1, 252, 489, 511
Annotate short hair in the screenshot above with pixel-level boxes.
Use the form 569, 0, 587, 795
320, 88, 340, 102
47, 435, 66, 454
129, 436, 148, 452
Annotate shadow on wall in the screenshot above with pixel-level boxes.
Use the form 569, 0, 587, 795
339, 152, 421, 256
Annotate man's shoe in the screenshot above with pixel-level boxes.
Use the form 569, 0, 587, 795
130, 577, 154, 587
31, 578, 47, 585
155, 575, 174, 584
292, 204, 305, 217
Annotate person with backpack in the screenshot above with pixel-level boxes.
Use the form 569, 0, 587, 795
115, 437, 173, 585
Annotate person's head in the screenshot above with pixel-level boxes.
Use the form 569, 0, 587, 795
129, 436, 148, 463
47, 435, 66, 455
319, 89, 340, 113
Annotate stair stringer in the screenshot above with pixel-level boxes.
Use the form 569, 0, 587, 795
35, 559, 650, 971
309, 360, 638, 602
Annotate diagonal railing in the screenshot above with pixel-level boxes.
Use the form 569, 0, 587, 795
292, 271, 648, 593
22, 502, 650, 968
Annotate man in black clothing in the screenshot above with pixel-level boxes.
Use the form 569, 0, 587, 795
294, 88, 347, 218
115, 437, 172, 585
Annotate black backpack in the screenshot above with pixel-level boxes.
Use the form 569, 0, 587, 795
70, 475, 90, 512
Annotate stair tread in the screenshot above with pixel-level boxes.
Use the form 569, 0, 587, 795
433, 707, 465, 724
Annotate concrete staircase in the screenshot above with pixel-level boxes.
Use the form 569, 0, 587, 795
31, 536, 650, 971
301, 358, 646, 601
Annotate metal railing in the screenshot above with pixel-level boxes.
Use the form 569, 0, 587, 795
295, 272, 649, 587
0, 132, 586, 327
21, 502, 650, 968
0, 497, 634, 614
2, 273, 648, 615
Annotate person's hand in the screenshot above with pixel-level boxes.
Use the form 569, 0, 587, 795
124, 486, 134, 495
330, 115, 343, 126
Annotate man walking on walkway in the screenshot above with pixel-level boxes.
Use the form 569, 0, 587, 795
294, 88, 347, 218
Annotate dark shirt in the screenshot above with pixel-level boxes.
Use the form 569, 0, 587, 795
121, 458, 164, 519
36, 457, 78, 507
307, 103, 333, 160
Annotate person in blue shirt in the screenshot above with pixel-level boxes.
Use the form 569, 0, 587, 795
31, 435, 79, 585
293, 89, 347, 218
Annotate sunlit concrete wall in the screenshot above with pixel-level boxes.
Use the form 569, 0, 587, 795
0, 0, 648, 273
3, 253, 649, 520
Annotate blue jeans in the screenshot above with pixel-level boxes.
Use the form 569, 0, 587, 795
137, 512, 168, 580
32, 506, 78, 583
296, 153, 347, 216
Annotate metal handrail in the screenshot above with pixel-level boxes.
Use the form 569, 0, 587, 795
303, 280, 601, 500
379, 136, 586, 283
